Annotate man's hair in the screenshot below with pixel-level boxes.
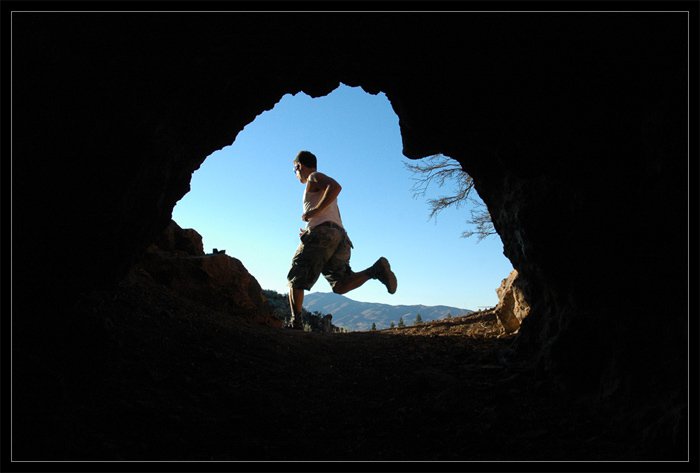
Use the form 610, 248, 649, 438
294, 150, 317, 169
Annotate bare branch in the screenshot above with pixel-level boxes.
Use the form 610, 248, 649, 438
461, 204, 497, 241
405, 154, 495, 242
405, 154, 471, 199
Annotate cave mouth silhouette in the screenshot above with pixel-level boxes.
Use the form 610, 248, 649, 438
10, 10, 690, 464
171, 84, 514, 328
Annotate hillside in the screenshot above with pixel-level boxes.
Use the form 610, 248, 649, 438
303, 292, 474, 331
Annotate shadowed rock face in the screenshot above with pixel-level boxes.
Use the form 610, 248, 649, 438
12, 11, 688, 446
128, 220, 281, 328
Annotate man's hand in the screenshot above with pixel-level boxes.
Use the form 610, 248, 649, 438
301, 208, 318, 222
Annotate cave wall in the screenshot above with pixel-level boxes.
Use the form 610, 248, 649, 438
12, 10, 688, 438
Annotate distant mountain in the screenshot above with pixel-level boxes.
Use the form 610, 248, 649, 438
303, 292, 474, 332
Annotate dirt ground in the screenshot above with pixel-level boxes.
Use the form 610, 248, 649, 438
12, 277, 662, 469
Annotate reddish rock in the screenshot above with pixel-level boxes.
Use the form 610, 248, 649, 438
152, 220, 205, 256
132, 220, 281, 328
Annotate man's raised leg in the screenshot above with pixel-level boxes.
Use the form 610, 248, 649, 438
332, 257, 397, 295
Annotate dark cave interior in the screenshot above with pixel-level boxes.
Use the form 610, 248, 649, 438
9, 9, 693, 465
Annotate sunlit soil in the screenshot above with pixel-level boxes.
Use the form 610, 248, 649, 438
381, 308, 506, 338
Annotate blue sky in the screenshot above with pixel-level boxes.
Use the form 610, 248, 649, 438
172, 84, 513, 310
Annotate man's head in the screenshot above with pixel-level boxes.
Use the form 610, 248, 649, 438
294, 150, 317, 169
293, 150, 317, 184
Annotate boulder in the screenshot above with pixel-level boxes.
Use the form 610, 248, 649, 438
494, 269, 530, 334
134, 220, 281, 328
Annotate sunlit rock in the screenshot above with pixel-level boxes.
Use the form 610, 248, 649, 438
494, 269, 530, 334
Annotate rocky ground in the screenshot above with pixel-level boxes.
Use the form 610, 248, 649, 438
13, 272, 661, 469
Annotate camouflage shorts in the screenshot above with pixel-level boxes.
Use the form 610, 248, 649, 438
287, 224, 354, 291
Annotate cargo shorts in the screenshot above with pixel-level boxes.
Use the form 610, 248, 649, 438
287, 224, 354, 291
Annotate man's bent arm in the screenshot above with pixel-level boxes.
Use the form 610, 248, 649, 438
304, 172, 341, 220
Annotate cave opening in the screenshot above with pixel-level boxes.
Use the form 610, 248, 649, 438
10, 9, 690, 462
171, 84, 514, 331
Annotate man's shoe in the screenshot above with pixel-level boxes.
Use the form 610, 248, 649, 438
373, 257, 397, 294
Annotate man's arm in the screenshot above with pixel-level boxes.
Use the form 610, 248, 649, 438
302, 172, 342, 222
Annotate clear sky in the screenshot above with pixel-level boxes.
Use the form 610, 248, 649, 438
172, 84, 513, 310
